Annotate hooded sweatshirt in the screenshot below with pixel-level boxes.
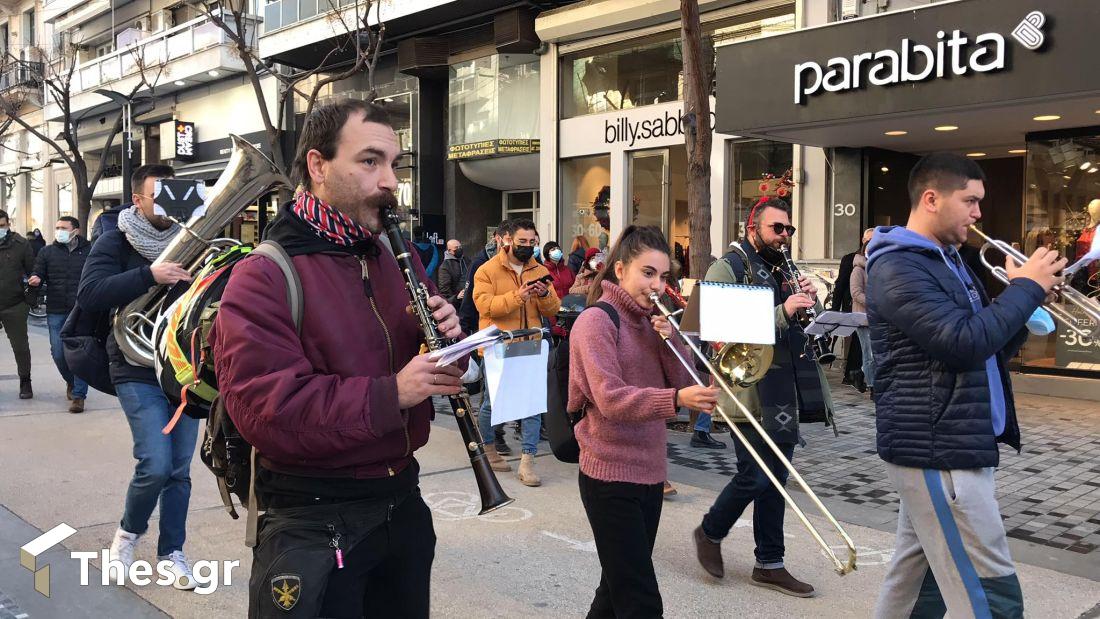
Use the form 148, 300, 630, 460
867, 226, 1006, 436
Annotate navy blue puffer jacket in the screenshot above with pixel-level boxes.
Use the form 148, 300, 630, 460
867, 226, 1045, 470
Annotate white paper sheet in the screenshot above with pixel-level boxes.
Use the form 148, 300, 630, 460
698, 281, 775, 345
429, 325, 500, 366
484, 339, 549, 425
804, 311, 867, 337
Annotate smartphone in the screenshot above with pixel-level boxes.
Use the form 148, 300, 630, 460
536, 274, 555, 285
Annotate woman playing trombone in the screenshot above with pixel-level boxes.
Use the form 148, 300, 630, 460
568, 225, 718, 618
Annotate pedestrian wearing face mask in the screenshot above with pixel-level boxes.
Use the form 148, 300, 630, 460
473, 218, 560, 486
28, 216, 91, 412
438, 238, 471, 311
569, 247, 605, 297
543, 241, 575, 299
0, 209, 35, 399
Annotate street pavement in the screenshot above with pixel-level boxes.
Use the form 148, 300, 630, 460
1, 322, 1099, 618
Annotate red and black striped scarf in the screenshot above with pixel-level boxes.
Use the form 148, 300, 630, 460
291, 190, 370, 247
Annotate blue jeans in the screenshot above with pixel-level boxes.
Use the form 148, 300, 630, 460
856, 327, 875, 388
693, 412, 713, 433
701, 429, 795, 568
478, 383, 540, 456
116, 381, 200, 556
46, 313, 88, 399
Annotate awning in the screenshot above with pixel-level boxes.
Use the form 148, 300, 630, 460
714, 0, 1100, 154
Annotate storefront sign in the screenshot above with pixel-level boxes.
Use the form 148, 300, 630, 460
174, 121, 196, 162
447, 139, 540, 160
1054, 305, 1100, 370
715, 0, 1100, 140
603, 110, 716, 147
794, 29, 1011, 105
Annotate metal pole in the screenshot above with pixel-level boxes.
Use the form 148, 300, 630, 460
121, 101, 132, 202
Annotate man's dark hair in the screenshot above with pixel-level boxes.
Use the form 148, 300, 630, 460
292, 100, 393, 190
494, 219, 515, 240
59, 216, 80, 229
908, 152, 986, 209
749, 197, 792, 229
0, 209, 7, 222
132, 164, 175, 196
511, 218, 537, 234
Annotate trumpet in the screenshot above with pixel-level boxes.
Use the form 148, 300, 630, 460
650, 292, 858, 575
970, 225, 1100, 339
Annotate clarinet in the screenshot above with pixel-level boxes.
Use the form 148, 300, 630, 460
779, 244, 837, 364
380, 206, 514, 515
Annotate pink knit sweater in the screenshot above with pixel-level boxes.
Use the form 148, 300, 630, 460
568, 281, 694, 485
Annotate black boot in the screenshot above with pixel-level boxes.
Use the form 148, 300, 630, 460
19, 377, 32, 399
494, 426, 511, 456
690, 431, 727, 449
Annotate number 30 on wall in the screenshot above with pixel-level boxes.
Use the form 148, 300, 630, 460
833, 203, 857, 217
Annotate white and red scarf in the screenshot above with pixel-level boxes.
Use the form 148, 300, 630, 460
292, 190, 370, 247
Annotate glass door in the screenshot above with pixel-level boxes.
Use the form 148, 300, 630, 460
629, 149, 669, 231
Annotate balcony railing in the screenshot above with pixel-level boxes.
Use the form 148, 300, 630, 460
0, 61, 44, 91
73, 12, 257, 94
262, 0, 357, 34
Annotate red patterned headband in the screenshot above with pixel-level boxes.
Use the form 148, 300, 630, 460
747, 195, 770, 229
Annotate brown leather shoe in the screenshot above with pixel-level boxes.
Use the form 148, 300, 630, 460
751, 567, 815, 597
69, 399, 85, 414
693, 525, 724, 578
484, 445, 511, 472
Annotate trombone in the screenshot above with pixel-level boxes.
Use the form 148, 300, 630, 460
970, 225, 1100, 339
649, 292, 858, 576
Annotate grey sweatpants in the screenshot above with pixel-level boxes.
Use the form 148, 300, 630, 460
875, 463, 1023, 619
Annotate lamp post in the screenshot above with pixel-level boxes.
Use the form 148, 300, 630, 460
94, 88, 134, 201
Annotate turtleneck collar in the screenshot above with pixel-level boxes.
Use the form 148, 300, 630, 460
599, 279, 652, 318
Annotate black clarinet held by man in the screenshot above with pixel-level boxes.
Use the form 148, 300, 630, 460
693, 197, 836, 598
210, 100, 465, 618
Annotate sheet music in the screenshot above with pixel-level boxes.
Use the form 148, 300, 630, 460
485, 339, 549, 424
698, 281, 775, 345
429, 325, 500, 366
804, 311, 867, 337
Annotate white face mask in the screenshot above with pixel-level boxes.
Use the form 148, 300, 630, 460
0, 227, 8, 239
55, 229, 72, 244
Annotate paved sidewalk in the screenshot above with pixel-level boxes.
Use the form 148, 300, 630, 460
1, 324, 1099, 617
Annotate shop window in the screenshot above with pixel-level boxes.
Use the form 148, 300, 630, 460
449, 54, 539, 146
726, 139, 793, 242
627, 148, 692, 269
1018, 137, 1100, 375
560, 155, 611, 251
57, 182, 73, 218
29, 169, 43, 233
560, 11, 794, 119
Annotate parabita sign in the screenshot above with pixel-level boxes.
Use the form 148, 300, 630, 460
793, 11, 1046, 105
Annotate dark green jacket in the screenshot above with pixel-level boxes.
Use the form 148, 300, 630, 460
0, 232, 34, 311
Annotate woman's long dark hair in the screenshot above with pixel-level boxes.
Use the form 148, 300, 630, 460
586, 225, 671, 307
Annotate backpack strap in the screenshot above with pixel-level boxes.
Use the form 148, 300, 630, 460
243, 240, 302, 548
590, 301, 620, 330
252, 240, 304, 335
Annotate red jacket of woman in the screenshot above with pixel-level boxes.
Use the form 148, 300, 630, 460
545, 258, 576, 299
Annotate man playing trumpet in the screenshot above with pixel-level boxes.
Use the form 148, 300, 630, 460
868, 153, 1064, 618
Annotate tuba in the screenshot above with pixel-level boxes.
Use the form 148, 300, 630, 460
113, 135, 291, 367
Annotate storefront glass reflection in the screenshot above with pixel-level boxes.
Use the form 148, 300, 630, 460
1018, 136, 1100, 374
560, 155, 611, 251
726, 139, 793, 242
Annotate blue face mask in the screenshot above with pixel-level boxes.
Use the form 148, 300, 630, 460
549, 248, 563, 262
55, 230, 72, 244
0, 228, 8, 239
533, 246, 541, 260
1026, 307, 1056, 336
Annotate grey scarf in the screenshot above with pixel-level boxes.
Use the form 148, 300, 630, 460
117, 206, 179, 262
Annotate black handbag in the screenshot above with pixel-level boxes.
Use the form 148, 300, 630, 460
60, 303, 117, 396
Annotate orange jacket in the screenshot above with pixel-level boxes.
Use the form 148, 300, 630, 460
473, 249, 561, 332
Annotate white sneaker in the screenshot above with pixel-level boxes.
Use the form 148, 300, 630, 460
108, 528, 141, 571
158, 550, 197, 591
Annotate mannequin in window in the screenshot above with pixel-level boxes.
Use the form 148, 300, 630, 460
1071, 199, 1100, 293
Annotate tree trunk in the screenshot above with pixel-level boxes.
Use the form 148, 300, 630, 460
680, 0, 714, 279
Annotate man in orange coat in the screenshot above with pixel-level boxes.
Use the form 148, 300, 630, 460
473, 217, 560, 486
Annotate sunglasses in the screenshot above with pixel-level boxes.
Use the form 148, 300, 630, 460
767, 222, 797, 236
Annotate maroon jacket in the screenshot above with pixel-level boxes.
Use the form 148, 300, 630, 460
210, 205, 435, 481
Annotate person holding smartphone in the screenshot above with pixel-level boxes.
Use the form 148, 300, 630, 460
473, 218, 561, 486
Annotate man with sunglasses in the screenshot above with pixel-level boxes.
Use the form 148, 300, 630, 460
692, 197, 834, 598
